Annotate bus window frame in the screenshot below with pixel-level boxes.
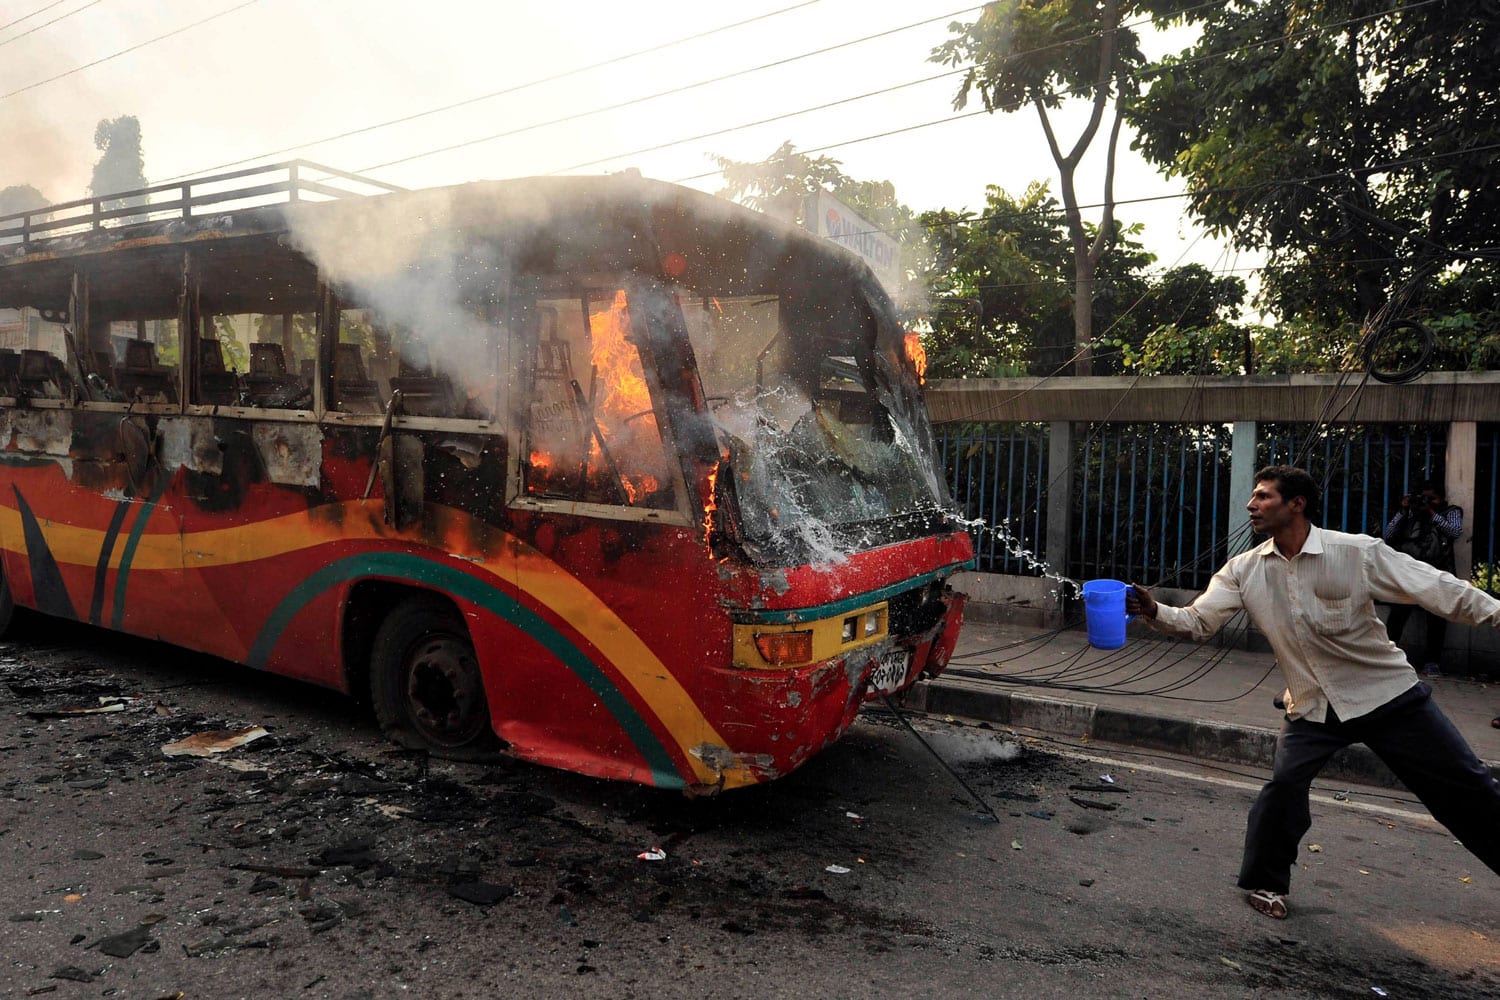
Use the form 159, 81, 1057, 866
183, 244, 321, 423
71, 252, 187, 417
318, 284, 513, 440
508, 272, 694, 528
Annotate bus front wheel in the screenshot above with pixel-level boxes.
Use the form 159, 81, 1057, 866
370, 599, 498, 758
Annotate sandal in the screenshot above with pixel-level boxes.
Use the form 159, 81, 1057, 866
1247, 889, 1288, 919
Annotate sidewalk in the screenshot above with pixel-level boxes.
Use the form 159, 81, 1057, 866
908, 611, 1500, 788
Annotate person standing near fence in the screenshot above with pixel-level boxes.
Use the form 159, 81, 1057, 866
1126, 465, 1500, 920
1382, 479, 1463, 676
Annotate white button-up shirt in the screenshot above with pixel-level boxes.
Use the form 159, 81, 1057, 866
1151, 525, 1500, 722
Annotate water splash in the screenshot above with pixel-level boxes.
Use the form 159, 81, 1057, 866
952, 513, 1081, 600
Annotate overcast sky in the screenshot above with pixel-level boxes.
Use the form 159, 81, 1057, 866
1, 0, 1252, 282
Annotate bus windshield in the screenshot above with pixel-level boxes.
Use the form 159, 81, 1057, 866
679, 283, 948, 565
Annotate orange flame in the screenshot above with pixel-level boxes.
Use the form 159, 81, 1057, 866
588, 290, 661, 503
904, 331, 927, 385
702, 458, 721, 544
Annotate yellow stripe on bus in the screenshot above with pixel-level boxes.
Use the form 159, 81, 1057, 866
0, 499, 745, 788
512, 547, 746, 789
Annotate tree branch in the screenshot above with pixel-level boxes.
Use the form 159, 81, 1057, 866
1063, 0, 1122, 168
1089, 83, 1127, 266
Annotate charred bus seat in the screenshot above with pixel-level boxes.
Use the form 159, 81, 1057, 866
390, 358, 459, 417
115, 340, 177, 403
245, 342, 310, 408
18, 349, 69, 399
197, 338, 241, 405
0, 350, 20, 397
333, 342, 383, 413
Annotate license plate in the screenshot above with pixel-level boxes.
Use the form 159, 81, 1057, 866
868, 649, 913, 694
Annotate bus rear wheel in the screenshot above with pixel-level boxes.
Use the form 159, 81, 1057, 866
370, 599, 498, 758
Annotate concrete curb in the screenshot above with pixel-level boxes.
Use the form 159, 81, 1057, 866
906, 677, 1500, 789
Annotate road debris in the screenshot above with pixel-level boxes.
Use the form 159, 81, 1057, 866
26, 697, 132, 719
162, 726, 270, 757
637, 847, 667, 862
1308, 844, 1323, 853
93, 924, 154, 957
1219, 957, 1242, 972
447, 881, 514, 906
824, 864, 851, 874
1068, 796, 1118, 811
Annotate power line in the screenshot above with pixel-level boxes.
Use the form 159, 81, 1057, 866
359, 4, 987, 173
0, 0, 259, 101
762, 141, 1500, 251
0, 0, 105, 47
546, 0, 1224, 176
671, 0, 1448, 197
160, 0, 826, 183
0, 0, 71, 33
548, 67, 968, 175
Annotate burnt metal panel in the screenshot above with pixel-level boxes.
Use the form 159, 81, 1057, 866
253, 422, 321, 487
159, 416, 223, 476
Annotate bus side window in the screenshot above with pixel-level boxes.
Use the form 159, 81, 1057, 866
333, 308, 391, 414
0, 272, 74, 401
83, 249, 183, 405
193, 241, 318, 409
524, 288, 674, 510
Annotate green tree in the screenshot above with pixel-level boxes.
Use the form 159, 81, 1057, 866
1109, 263, 1249, 375
1130, 2, 1500, 339
932, 0, 1198, 375
712, 140, 923, 308
923, 182, 1160, 377
89, 116, 149, 212
0, 184, 48, 217
921, 184, 1068, 378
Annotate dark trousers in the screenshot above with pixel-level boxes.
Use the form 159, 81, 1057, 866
1385, 603, 1447, 667
1238, 682, 1500, 894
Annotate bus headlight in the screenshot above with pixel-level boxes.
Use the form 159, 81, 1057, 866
754, 630, 813, 666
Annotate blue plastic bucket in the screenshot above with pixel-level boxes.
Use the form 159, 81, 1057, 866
1082, 579, 1133, 650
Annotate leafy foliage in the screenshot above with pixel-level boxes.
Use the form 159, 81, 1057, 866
931, 0, 1203, 372
89, 116, 148, 211
0, 184, 48, 217
1130, 1, 1500, 338
712, 141, 923, 309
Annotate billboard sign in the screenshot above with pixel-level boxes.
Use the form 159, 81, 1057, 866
803, 191, 902, 293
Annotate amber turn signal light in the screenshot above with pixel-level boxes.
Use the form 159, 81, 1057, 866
754, 630, 813, 666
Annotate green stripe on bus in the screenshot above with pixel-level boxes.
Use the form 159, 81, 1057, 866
246, 552, 684, 788
109, 476, 170, 631
728, 562, 969, 625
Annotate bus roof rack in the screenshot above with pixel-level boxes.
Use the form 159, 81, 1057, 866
0, 160, 403, 248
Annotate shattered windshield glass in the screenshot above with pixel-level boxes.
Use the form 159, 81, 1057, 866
678, 281, 949, 565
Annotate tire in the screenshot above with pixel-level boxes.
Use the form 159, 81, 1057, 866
370, 597, 498, 759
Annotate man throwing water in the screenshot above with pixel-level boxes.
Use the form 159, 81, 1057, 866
1126, 465, 1500, 919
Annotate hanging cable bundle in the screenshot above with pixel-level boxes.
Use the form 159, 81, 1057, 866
1362, 317, 1434, 385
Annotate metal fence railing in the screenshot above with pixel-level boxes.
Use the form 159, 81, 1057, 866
1072, 422, 1234, 591
940, 422, 1049, 576
1475, 423, 1498, 593
939, 421, 1499, 596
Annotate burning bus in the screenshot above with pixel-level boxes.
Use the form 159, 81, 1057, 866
0, 164, 972, 790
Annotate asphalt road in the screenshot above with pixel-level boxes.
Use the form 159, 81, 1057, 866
1, 615, 1496, 999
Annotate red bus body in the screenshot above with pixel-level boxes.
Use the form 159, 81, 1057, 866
0, 169, 971, 790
